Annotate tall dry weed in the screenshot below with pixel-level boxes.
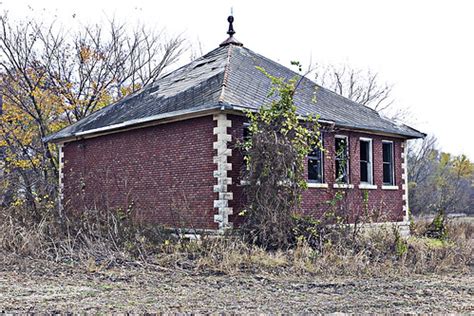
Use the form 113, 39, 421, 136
1, 203, 472, 277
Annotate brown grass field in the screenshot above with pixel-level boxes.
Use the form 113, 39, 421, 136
0, 256, 473, 314
0, 216, 473, 313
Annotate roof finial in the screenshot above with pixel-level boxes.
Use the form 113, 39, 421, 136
220, 12, 243, 47
227, 9, 235, 37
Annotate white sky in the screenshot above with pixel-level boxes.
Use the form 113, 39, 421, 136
2, 0, 474, 159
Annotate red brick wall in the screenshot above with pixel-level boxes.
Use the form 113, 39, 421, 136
228, 115, 407, 223
61, 113, 407, 231
227, 115, 248, 226
62, 116, 218, 229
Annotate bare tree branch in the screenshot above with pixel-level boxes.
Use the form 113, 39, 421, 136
313, 64, 408, 120
0, 13, 187, 204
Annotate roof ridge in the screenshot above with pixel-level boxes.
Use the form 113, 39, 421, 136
218, 44, 233, 103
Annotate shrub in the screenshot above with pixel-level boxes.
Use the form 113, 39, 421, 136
240, 65, 321, 250
424, 210, 448, 239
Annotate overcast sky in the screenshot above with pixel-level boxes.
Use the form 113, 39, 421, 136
2, 0, 474, 158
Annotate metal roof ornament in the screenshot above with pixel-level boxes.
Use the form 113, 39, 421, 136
227, 15, 236, 37
220, 14, 243, 47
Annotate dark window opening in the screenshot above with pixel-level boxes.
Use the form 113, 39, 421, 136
243, 123, 250, 141
360, 139, 372, 184
308, 138, 324, 183
382, 142, 394, 185
335, 136, 349, 183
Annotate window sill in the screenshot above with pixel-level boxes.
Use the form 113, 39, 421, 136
333, 183, 354, 189
359, 184, 378, 190
382, 185, 399, 190
308, 182, 329, 189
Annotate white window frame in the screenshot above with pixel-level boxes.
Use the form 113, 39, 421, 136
359, 137, 373, 185
382, 140, 395, 186
335, 135, 350, 184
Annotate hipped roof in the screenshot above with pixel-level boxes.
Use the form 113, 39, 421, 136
46, 44, 424, 142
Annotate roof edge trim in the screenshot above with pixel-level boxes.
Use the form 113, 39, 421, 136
45, 104, 224, 143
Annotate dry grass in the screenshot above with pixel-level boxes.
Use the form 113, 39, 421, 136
1, 226, 472, 313
1, 206, 472, 313
164, 226, 472, 277
150, 218, 473, 277
0, 206, 169, 264
0, 205, 472, 277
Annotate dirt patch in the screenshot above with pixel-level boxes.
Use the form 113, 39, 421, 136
0, 260, 472, 313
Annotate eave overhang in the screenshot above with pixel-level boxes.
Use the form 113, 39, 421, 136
46, 101, 424, 145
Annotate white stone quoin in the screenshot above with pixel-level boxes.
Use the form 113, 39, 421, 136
400, 140, 410, 236
213, 113, 233, 231
58, 143, 64, 209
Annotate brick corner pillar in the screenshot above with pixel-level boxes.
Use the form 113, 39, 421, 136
58, 143, 65, 210
213, 113, 233, 232
401, 140, 409, 223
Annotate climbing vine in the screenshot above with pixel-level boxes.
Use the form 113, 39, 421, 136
240, 64, 322, 249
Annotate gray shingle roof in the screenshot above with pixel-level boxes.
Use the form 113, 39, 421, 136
46, 44, 424, 142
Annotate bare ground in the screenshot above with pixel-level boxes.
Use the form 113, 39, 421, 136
0, 259, 473, 314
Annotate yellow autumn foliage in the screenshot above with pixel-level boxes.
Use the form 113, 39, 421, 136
0, 67, 133, 174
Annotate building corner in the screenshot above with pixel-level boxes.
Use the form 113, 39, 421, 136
212, 113, 233, 232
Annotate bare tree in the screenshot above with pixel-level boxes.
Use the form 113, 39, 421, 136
408, 135, 438, 186
313, 64, 408, 119
188, 38, 204, 62
0, 13, 186, 207
407, 136, 438, 216
408, 135, 474, 216
39, 18, 186, 122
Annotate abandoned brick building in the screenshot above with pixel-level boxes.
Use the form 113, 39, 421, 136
46, 16, 424, 233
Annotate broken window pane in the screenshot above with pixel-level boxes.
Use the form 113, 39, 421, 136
335, 137, 349, 183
